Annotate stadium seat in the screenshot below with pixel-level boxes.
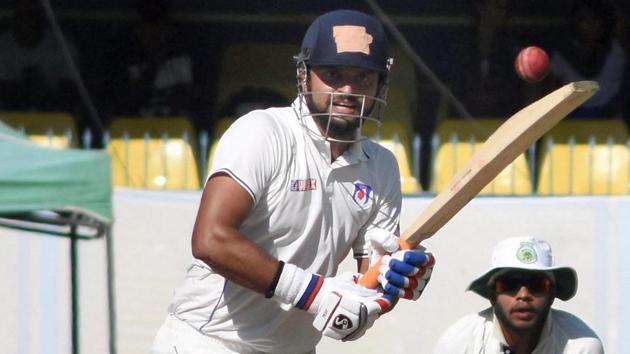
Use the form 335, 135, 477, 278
364, 45, 421, 194
364, 120, 421, 194
537, 120, 630, 195
431, 119, 533, 195
107, 116, 200, 190
0, 111, 79, 148
215, 42, 298, 116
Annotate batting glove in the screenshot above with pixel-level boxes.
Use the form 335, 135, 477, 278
379, 249, 434, 300
272, 263, 391, 341
370, 228, 435, 300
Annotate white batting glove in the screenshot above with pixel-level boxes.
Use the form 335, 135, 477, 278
272, 264, 390, 341
369, 228, 401, 265
370, 229, 435, 300
312, 272, 389, 341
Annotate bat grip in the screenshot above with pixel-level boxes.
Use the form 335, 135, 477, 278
357, 238, 419, 288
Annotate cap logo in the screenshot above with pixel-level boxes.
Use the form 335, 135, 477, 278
332, 25, 373, 55
516, 242, 538, 264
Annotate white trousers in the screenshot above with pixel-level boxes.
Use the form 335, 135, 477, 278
150, 314, 316, 354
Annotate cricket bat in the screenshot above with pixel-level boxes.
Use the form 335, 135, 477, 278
358, 80, 599, 288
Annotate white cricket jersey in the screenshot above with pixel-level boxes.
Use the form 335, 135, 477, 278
168, 98, 402, 353
432, 307, 604, 354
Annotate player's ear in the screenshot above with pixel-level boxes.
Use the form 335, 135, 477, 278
297, 66, 308, 82
296, 64, 309, 93
376, 79, 387, 99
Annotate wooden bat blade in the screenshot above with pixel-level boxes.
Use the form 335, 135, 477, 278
402, 80, 598, 245
357, 81, 598, 289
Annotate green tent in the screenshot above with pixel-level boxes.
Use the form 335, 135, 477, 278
0, 121, 116, 354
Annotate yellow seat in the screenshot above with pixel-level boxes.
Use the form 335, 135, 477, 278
364, 120, 420, 194
365, 45, 421, 194
206, 117, 237, 175
107, 116, 200, 190
0, 111, 78, 148
537, 120, 630, 195
215, 42, 298, 116
377, 46, 420, 194
431, 119, 533, 195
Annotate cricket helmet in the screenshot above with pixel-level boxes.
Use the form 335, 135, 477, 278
294, 9, 393, 143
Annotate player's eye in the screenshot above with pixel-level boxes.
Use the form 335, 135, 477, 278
358, 73, 374, 85
322, 69, 340, 81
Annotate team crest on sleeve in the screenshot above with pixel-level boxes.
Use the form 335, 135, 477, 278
352, 182, 373, 207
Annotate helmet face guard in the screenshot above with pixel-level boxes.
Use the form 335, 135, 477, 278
296, 65, 388, 143
294, 9, 393, 143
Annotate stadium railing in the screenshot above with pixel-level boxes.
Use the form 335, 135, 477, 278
6, 111, 629, 196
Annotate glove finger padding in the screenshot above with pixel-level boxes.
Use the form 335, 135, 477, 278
378, 251, 435, 300
313, 290, 386, 341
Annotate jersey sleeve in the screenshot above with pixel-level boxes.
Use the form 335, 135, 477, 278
432, 312, 489, 353
552, 310, 605, 354
208, 111, 283, 204
353, 145, 402, 258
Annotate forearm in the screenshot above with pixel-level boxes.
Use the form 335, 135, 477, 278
192, 226, 278, 294
357, 257, 369, 274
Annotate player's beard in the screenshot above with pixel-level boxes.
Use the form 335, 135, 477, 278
306, 93, 373, 141
494, 301, 551, 334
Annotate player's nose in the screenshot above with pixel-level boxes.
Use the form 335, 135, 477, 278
515, 285, 533, 298
335, 82, 355, 94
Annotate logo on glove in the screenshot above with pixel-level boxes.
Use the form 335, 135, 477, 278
332, 314, 353, 330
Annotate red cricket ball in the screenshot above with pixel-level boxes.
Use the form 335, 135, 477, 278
514, 46, 550, 83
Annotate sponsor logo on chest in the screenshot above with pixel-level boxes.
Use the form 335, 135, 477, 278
290, 178, 317, 192
288, 178, 374, 212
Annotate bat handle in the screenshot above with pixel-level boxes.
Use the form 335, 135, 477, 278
357, 238, 419, 288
